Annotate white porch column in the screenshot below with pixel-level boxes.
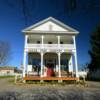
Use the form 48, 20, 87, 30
68, 55, 73, 72
40, 52, 43, 77
23, 51, 27, 77
74, 52, 79, 78
23, 35, 28, 78
73, 36, 79, 78
57, 36, 60, 48
25, 35, 28, 47
58, 52, 61, 77
72, 36, 76, 49
41, 35, 44, 48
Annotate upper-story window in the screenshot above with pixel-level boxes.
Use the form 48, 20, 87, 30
37, 41, 40, 44
60, 41, 63, 44
48, 42, 52, 44
27, 38, 29, 43
71, 40, 73, 44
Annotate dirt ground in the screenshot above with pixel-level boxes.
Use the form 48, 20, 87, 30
0, 78, 100, 100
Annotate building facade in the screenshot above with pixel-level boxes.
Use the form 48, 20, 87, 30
22, 17, 79, 81
0, 67, 15, 76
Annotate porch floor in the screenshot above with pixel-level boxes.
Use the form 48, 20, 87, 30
24, 76, 78, 81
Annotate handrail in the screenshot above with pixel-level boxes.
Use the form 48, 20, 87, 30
27, 43, 74, 49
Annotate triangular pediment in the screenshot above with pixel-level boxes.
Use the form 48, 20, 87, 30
32, 21, 68, 31
22, 17, 79, 34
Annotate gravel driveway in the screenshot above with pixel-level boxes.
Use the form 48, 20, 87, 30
0, 78, 100, 100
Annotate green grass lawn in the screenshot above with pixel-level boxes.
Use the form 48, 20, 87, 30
0, 75, 15, 78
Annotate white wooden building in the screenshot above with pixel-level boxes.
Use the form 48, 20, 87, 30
0, 67, 15, 76
22, 17, 79, 81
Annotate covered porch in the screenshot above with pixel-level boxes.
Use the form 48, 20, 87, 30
23, 52, 79, 81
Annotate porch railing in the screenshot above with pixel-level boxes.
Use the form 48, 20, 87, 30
26, 44, 74, 49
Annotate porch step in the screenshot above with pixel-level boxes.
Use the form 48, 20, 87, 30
24, 76, 78, 81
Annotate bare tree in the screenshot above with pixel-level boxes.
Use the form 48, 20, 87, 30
0, 41, 11, 66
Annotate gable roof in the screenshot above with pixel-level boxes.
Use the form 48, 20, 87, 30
22, 17, 79, 35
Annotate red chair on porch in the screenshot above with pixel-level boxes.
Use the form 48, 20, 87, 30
47, 68, 54, 77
